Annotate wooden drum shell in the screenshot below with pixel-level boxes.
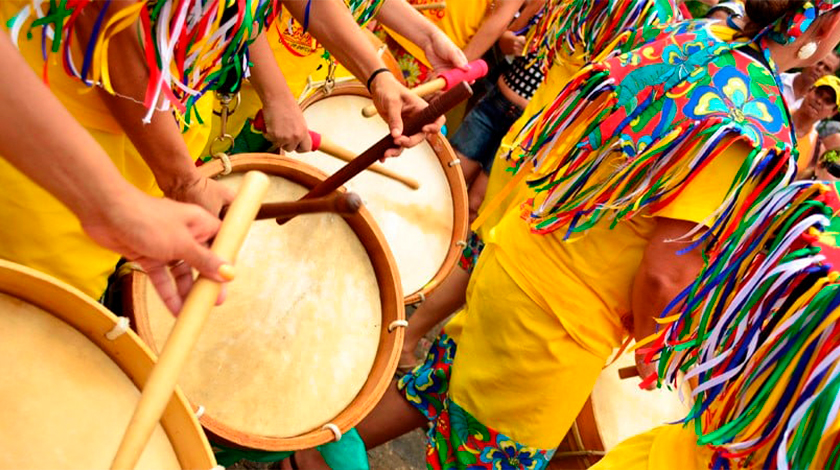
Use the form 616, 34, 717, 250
0, 260, 214, 469
296, 82, 469, 304
123, 154, 404, 451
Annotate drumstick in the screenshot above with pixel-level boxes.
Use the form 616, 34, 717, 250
361, 60, 488, 118
618, 366, 640, 379
252, 111, 420, 190
414, 2, 446, 11
111, 171, 270, 470
253, 192, 363, 220
277, 82, 473, 225
309, 131, 421, 190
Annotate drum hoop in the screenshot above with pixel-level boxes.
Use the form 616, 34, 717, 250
124, 153, 405, 452
298, 82, 469, 305
0, 259, 215, 469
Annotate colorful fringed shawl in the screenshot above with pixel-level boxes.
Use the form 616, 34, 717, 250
496, 21, 796, 249
525, 0, 679, 73
8, 0, 281, 124
639, 181, 840, 470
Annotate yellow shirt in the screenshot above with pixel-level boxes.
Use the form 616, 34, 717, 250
0, 2, 212, 298
487, 141, 749, 358
385, 0, 492, 67
476, 60, 577, 239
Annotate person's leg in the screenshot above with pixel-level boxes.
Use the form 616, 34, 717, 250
459, 152, 483, 187
400, 267, 470, 368
356, 381, 428, 449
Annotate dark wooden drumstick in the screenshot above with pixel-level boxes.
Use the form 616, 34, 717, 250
254, 192, 362, 220
292, 81, 473, 207
618, 366, 640, 379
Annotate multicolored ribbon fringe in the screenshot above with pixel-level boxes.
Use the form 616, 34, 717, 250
525, 0, 678, 73
640, 181, 840, 470
9, 0, 281, 124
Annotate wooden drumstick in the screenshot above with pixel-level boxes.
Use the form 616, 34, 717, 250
277, 82, 473, 225
254, 192, 362, 220
618, 366, 640, 379
111, 171, 270, 470
309, 131, 421, 190
414, 1, 446, 11
251, 111, 420, 190
361, 60, 488, 118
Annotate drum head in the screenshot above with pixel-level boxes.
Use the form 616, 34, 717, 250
126, 155, 403, 451
0, 260, 213, 470
591, 352, 692, 450
293, 83, 468, 303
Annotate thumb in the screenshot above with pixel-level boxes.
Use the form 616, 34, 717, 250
385, 95, 403, 139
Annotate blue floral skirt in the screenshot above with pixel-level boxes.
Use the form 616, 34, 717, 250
398, 333, 555, 470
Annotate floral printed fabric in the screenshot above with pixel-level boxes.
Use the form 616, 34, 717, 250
457, 232, 486, 274
399, 334, 554, 470
384, 35, 432, 88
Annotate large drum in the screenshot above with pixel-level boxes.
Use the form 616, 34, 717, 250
123, 154, 404, 451
550, 351, 692, 469
292, 82, 469, 304
0, 260, 214, 469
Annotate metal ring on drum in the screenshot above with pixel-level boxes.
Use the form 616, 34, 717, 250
291, 82, 469, 305
122, 154, 405, 452
0, 260, 214, 470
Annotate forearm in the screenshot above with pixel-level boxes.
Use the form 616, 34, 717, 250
375, 0, 441, 51
283, 0, 387, 83
462, 0, 524, 60
0, 33, 135, 223
249, 34, 299, 109
75, 3, 200, 195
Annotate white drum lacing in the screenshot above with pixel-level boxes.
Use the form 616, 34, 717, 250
388, 320, 409, 332
322, 423, 342, 442
105, 317, 130, 340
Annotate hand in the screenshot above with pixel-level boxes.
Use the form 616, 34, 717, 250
163, 173, 235, 216
634, 352, 658, 391
499, 31, 526, 56
261, 102, 313, 153
369, 72, 445, 159
422, 30, 469, 75
81, 190, 233, 314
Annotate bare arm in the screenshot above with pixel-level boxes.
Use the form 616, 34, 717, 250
375, 0, 468, 73
283, 0, 443, 149
0, 32, 230, 313
461, 0, 526, 61
630, 217, 706, 385
248, 33, 313, 152
74, 3, 234, 214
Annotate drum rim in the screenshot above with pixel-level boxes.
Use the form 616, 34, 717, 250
123, 153, 405, 451
0, 259, 215, 469
298, 82, 469, 305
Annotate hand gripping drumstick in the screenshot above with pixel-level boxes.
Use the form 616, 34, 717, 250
111, 171, 270, 470
361, 60, 488, 118
277, 81, 473, 225
253, 111, 420, 190
253, 192, 363, 220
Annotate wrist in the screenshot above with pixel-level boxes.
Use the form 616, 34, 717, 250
157, 167, 202, 200
367, 68, 395, 92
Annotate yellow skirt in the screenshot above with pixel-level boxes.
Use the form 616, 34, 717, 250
444, 244, 607, 449
589, 425, 715, 470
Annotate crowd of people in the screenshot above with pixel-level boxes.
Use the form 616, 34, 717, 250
3, 0, 840, 469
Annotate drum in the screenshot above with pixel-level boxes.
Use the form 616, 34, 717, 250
123, 154, 404, 451
293, 82, 469, 304
549, 351, 692, 469
0, 260, 214, 470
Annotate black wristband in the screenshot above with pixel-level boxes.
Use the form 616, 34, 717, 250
366, 68, 392, 91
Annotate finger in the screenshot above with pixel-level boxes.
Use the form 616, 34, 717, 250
298, 132, 313, 153
216, 284, 228, 306
179, 241, 233, 284
385, 96, 404, 139
143, 263, 183, 315
170, 260, 196, 302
